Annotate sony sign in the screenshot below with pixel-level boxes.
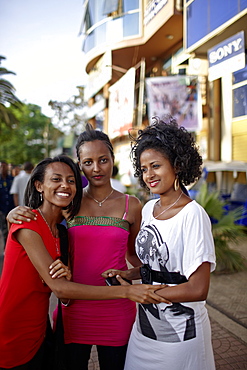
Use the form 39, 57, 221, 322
208, 31, 245, 81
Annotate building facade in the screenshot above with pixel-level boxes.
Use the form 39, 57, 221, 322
80, 0, 247, 187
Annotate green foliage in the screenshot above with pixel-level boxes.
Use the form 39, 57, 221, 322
49, 86, 87, 134
0, 103, 63, 164
196, 182, 246, 273
0, 56, 22, 134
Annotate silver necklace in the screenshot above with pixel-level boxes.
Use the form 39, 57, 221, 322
86, 189, 114, 207
38, 208, 60, 255
154, 191, 183, 219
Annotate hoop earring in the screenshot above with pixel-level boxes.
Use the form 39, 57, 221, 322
40, 192, 43, 202
174, 177, 179, 191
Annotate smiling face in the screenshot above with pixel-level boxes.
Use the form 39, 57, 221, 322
36, 162, 76, 208
140, 149, 176, 195
78, 140, 114, 187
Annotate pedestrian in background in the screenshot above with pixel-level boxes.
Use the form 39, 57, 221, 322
0, 160, 15, 245
10, 161, 34, 206
104, 116, 216, 370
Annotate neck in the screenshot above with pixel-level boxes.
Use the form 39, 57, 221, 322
86, 185, 113, 197
38, 205, 63, 227
158, 189, 182, 205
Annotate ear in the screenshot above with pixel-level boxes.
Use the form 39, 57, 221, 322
35, 180, 43, 193
78, 161, 82, 171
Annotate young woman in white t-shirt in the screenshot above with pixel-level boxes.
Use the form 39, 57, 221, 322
103, 116, 216, 370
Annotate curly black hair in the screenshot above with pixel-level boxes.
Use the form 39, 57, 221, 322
76, 123, 114, 162
130, 116, 202, 190
24, 155, 82, 220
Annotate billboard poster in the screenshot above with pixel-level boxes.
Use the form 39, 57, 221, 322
145, 75, 201, 132
108, 67, 135, 139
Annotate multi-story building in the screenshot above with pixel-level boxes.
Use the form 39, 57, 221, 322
80, 0, 247, 189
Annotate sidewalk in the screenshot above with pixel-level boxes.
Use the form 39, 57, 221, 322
1, 239, 247, 369
87, 239, 247, 369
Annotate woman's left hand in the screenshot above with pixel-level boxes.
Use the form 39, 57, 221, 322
49, 259, 72, 280
102, 269, 124, 278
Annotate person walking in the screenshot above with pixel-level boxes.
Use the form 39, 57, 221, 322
10, 161, 34, 206
0, 160, 15, 245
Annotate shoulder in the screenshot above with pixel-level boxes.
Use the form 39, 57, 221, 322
128, 194, 142, 213
182, 200, 211, 224
11, 210, 41, 234
128, 194, 142, 206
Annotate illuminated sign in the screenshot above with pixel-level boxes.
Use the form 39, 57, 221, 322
208, 31, 245, 81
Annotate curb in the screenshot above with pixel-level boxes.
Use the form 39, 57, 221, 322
207, 304, 247, 344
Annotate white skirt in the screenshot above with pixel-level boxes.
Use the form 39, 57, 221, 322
124, 314, 215, 370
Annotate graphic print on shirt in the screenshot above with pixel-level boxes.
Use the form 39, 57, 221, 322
136, 224, 196, 342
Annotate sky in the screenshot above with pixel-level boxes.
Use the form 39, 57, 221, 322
0, 0, 86, 118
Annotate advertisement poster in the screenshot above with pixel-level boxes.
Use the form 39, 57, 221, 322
145, 75, 201, 132
108, 68, 135, 139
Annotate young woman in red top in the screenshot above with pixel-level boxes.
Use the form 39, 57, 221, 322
0, 155, 166, 370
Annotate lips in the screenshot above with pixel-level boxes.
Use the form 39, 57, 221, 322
149, 180, 159, 188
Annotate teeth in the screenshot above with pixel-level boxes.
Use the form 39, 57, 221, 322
57, 192, 69, 197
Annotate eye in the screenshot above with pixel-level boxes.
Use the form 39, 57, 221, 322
52, 177, 60, 181
83, 160, 92, 166
140, 168, 147, 173
100, 158, 107, 164
68, 179, 75, 184
153, 164, 160, 169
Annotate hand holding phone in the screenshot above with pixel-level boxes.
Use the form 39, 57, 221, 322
105, 276, 132, 286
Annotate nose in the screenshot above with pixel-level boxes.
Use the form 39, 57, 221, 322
60, 179, 69, 188
145, 168, 154, 179
92, 162, 100, 172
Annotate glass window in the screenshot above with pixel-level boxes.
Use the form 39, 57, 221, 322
103, 0, 119, 15
124, 0, 139, 11
162, 58, 172, 76
209, 0, 238, 31
186, 0, 246, 49
233, 65, 247, 85
186, 0, 208, 49
233, 64, 247, 118
123, 12, 139, 37
233, 85, 247, 117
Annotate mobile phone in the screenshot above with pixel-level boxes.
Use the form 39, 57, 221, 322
105, 276, 132, 286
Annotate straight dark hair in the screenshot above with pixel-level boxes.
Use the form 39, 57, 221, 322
24, 155, 82, 220
76, 123, 114, 161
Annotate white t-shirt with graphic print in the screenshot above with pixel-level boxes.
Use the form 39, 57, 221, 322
124, 200, 216, 370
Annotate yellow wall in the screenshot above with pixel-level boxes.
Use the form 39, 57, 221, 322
232, 118, 247, 161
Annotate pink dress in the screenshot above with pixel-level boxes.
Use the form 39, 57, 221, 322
62, 195, 136, 346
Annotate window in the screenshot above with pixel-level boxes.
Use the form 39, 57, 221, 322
103, 0, 123, 16
233, 64, 247, 118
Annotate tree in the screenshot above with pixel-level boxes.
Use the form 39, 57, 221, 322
49, 86, 87, 134
196, 182, 246, 273
0, 56, 22, 134
0, 103, 63, 164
